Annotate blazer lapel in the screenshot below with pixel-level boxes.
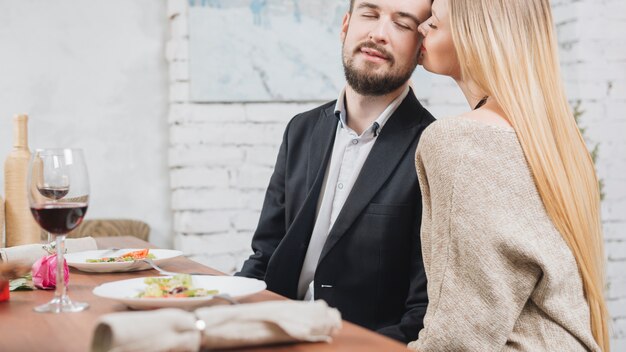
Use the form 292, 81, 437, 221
318, 92, 426, 263
307, 104, 338, 189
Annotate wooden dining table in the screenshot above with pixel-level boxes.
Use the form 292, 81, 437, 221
0, 236, 411, 352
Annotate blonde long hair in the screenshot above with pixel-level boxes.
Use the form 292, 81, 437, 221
447, 0, 609, 349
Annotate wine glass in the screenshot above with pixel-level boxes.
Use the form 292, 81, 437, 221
27, 148, 89, 313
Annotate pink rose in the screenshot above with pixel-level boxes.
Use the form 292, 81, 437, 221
31, 254, 69, 290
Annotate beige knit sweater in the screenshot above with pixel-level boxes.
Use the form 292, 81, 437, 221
408, 117, 600, 351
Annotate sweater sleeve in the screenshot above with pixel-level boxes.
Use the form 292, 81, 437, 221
409, 123, 544, 351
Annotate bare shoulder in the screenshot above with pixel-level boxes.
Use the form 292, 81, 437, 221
458, 107, 512, 129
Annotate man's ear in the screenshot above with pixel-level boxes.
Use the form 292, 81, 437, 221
340, 12, 350, 42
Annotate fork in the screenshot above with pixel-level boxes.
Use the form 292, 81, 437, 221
140, 258, 216, 277
211, 293, 239, 305
98, 247, 121, 257
140, 258, 238, 305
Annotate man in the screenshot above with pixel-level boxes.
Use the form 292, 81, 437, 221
237, 0, 434, 343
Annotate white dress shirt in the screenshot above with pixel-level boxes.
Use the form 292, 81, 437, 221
297, 85, 411, 300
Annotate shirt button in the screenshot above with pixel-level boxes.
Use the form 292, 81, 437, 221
352, 139, 358, 145
337, 183, 344, 190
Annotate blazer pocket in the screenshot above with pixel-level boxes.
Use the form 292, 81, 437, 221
363, 203, 412, 217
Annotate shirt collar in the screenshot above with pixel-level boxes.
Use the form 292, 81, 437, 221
333, 85, 410, 137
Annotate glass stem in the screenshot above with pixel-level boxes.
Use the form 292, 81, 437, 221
49, 199, 57, 244
55, 234, 67, 303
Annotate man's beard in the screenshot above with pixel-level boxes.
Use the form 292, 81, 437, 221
342, 42, 417, 96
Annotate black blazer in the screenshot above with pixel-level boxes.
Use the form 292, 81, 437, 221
236, 90, 435, 343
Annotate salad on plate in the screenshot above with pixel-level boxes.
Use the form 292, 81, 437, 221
138, 274, 219, 299
86, 249, 155, 263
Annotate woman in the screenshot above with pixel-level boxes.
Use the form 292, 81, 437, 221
408, 0, 609, 350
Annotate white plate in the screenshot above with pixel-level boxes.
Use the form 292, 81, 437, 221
92, 275, 266, 309
65, 249, 183, 273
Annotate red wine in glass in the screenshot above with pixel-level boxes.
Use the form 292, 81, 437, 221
30, 203, 88, 234
37, 186, 70, 200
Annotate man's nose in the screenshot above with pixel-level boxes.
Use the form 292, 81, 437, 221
368, 20, 390, 44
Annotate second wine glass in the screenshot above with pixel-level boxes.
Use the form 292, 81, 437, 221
27, 148, 90, 313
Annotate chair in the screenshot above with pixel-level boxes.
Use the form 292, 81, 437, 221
66, 219, 150, 241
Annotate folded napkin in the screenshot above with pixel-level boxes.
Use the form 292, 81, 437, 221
91, 300, 342, 352
0, 237, 98, 266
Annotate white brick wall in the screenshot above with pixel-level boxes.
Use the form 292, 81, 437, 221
166, 0, 321, 272
168, 0, 626, 346
0, 0, 172, 248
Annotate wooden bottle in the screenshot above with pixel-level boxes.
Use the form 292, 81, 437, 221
4, 114, 41, 246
